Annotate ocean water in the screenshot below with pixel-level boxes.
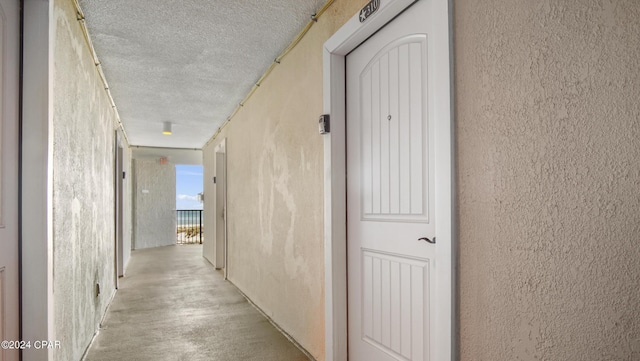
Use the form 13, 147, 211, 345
176, 210, 203, 226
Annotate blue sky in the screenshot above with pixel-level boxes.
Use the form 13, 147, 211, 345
176, 165, 203, 210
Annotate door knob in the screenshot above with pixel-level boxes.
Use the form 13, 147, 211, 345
418, 237, 436, 244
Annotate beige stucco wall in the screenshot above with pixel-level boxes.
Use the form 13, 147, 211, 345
455, 1, 640, 360
204, 0, 368, 359
133, 159, 177, 249
52, 0, 132, 359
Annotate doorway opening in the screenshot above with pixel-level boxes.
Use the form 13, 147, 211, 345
176, 164, 204, 245
322, 0, 454, 360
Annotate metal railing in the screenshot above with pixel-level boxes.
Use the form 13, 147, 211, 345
176, 210, 203, 244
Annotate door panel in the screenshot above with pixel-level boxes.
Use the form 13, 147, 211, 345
347, 1, 443, 360
359, 35, 429, 223
0, 0, 21, 360
361, 250, 429, 360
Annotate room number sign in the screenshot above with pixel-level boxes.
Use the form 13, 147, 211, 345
359, 0, 380, 23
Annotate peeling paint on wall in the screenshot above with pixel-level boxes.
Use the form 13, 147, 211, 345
203, 1, 369, 359
257, 124, 312, 285
52, 0, 132, 359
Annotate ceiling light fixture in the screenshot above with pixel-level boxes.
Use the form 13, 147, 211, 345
162, 121, 172, 135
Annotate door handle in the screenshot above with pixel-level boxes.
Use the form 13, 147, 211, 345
418, 237, 436, 244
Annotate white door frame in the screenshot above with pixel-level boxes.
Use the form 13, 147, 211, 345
322, 1, 454, 360
22, 1, 56, 360
1, 0, 21, 358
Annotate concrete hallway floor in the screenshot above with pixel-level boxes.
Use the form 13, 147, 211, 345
84, 245, 310, 361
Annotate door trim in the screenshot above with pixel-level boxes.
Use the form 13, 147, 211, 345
22, 0, 55, 359
322, 1, 454, 360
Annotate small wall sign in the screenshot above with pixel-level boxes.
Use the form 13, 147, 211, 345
359, 0, 380, 23
319, 114, 330, 134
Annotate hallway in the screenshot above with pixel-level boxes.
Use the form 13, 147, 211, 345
84, 245, 310, 361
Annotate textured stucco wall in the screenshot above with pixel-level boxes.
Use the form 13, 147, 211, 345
204, 0, 368, 359
133, 159, 176, 249
455, 1, 640, 360
52, 0, 130, 359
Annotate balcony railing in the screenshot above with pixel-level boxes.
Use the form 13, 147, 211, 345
176, 210, 203, 244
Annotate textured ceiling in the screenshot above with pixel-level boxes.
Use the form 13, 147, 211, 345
79, 0, 326, 149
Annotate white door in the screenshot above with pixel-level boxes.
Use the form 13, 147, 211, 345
0, 0, 21, 360
215, 152, 226, 272
346, 1, 450, 360
115, 141, 124, 282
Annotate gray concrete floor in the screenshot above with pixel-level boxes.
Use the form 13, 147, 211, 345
84, 245, 310, 361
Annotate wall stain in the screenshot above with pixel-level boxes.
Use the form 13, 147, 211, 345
258, 124, 312, 286
52, 0, 123, 360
